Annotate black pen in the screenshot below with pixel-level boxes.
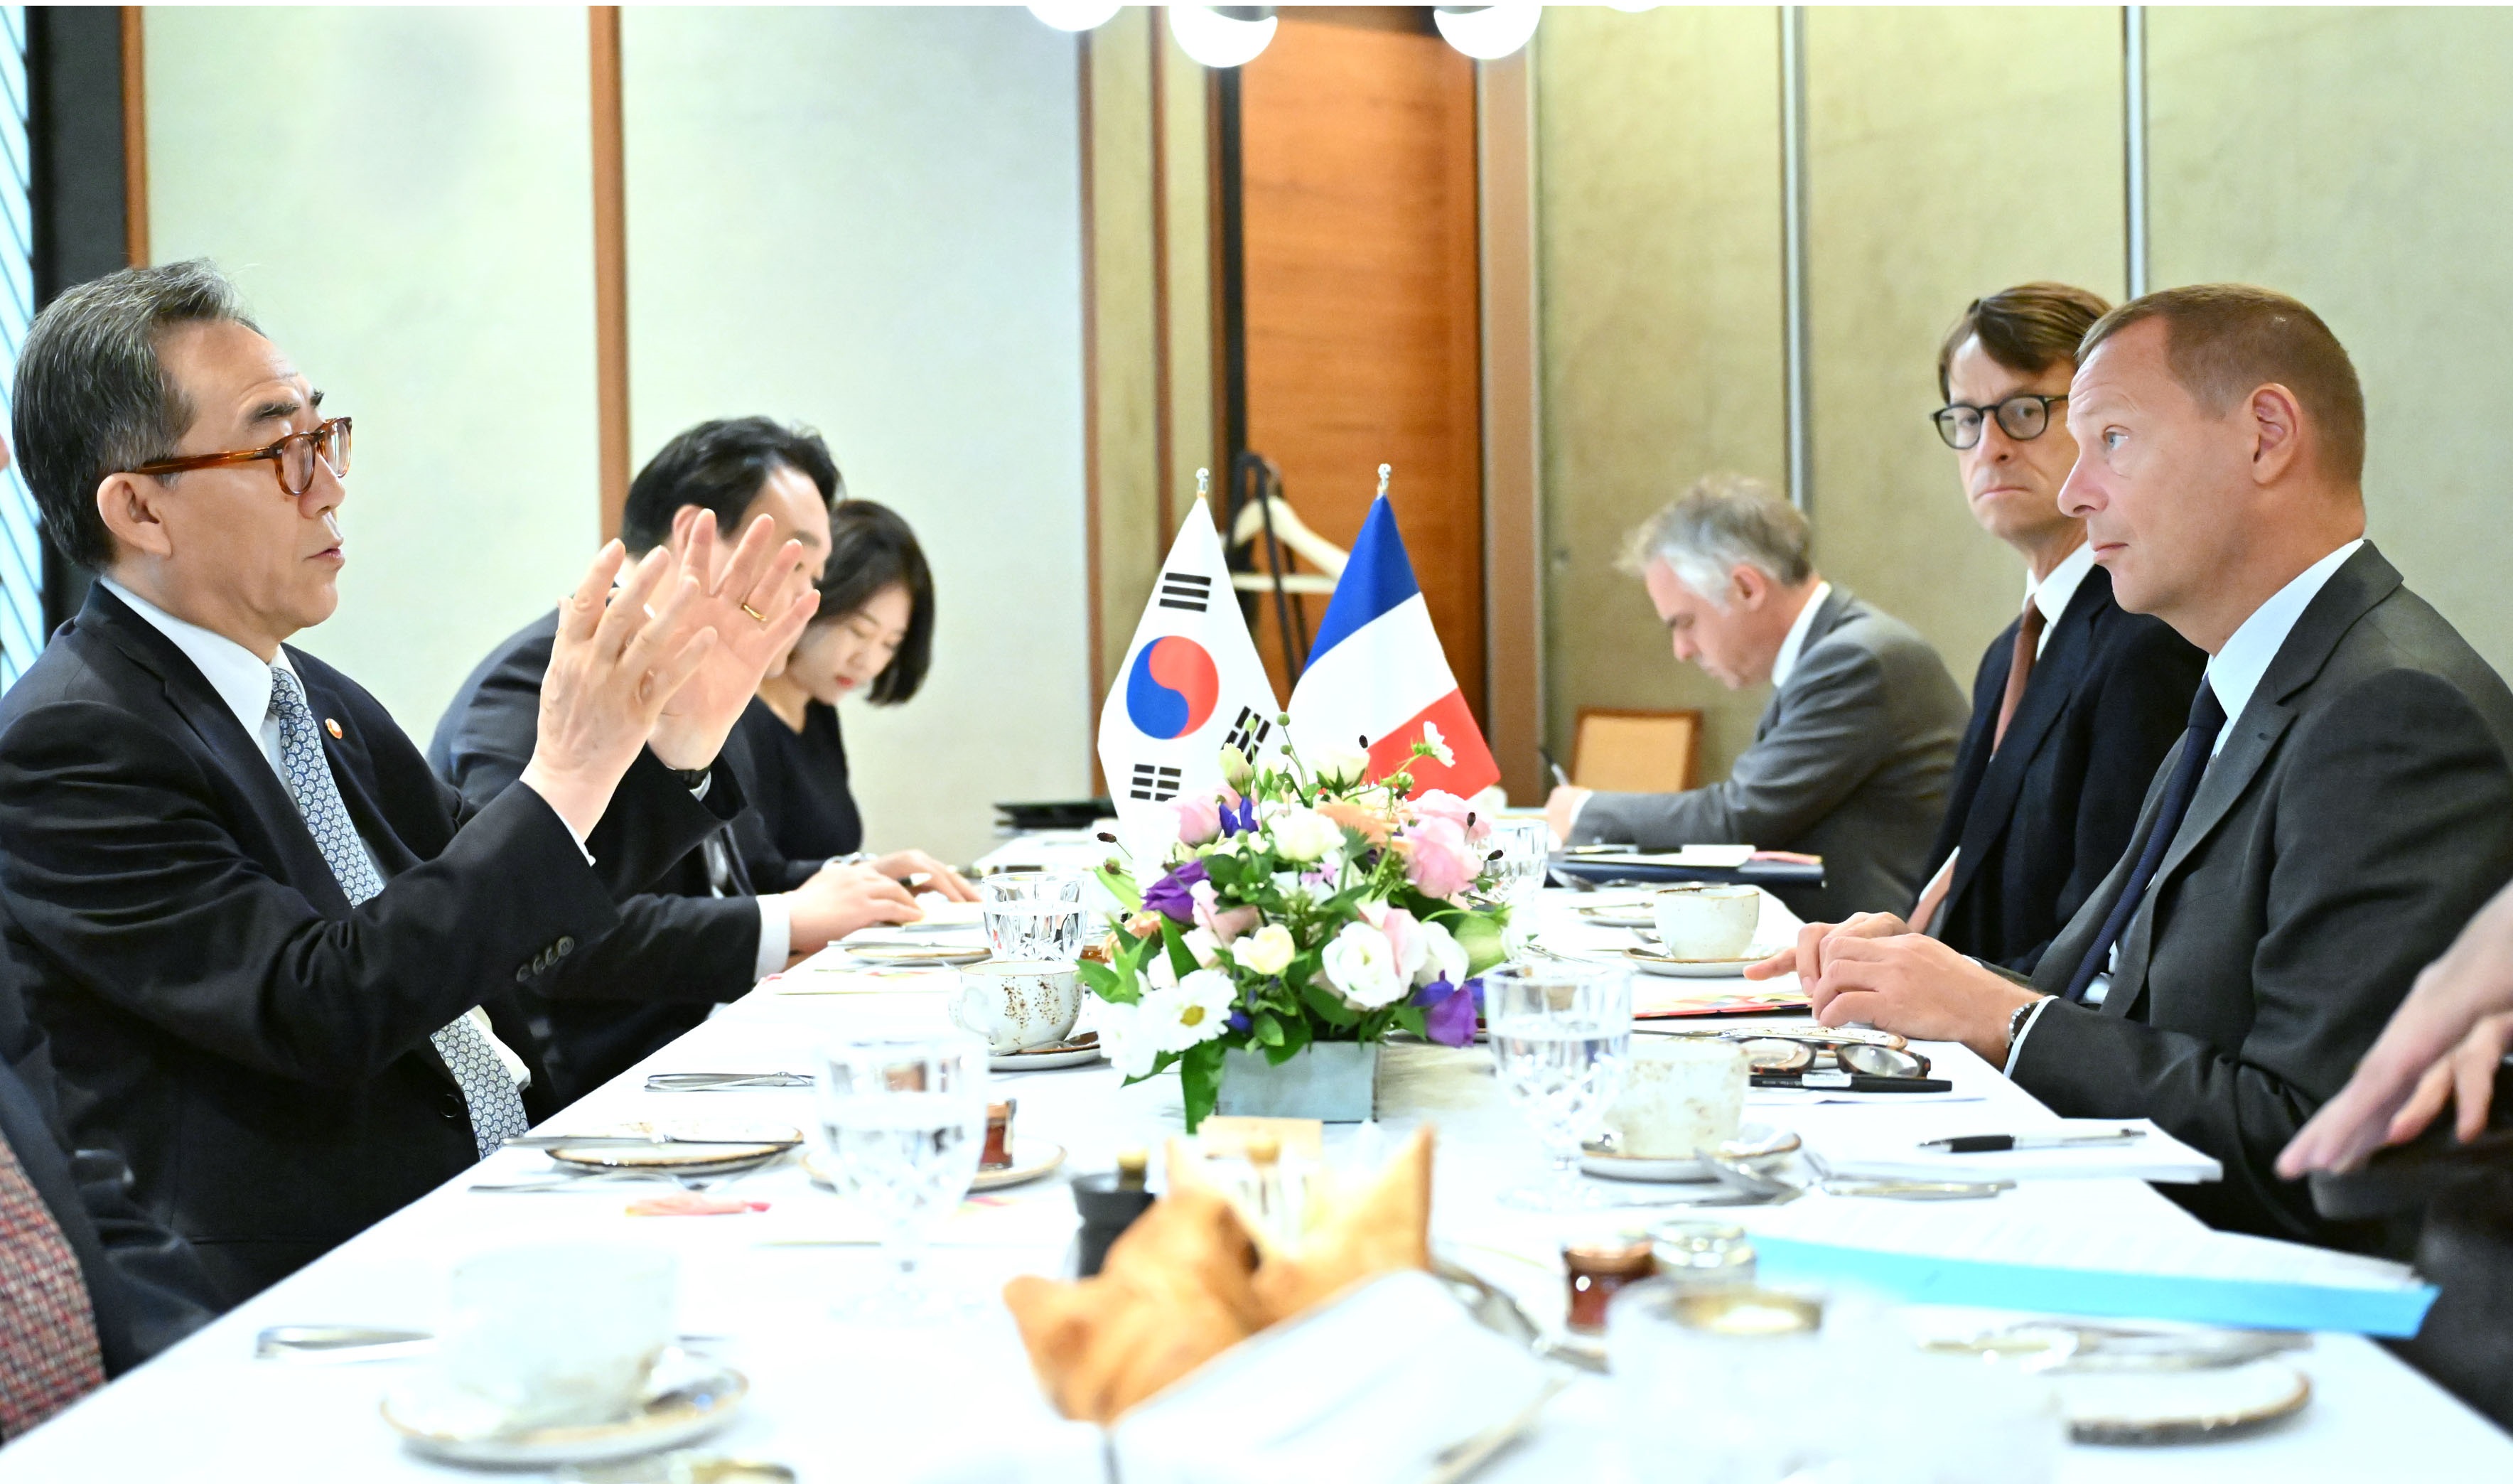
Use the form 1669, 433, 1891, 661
1918, 1128, 2145, 1152
1753, 1072, 1953, 1093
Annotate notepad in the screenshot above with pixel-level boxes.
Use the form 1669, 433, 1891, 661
1807, 1118, 2221, 1184
1737, 1199, 2436, 1337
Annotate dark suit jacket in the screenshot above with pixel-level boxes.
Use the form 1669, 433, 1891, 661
431, 611, 770, 1104
1571, 586, 1968, 920
0, 586, 737, 1304
0, 977, 215, 1372
2013, 545, 2513, 1244
1927, 564, 2205, 972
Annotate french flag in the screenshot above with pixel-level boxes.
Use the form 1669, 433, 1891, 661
1287, 496, 1499, 800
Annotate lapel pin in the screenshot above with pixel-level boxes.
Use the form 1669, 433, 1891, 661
323, 719, 343, 740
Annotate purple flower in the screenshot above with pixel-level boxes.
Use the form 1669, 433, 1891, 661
1226, 1009, 1252, 1034
1414, 975, 1480, 1048
1142, 859, 1210, 924
1221, 795, 1260, 837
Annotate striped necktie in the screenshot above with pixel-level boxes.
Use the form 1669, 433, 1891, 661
0, 1134, 104, 1439
2061, 681, 2228, 1004
267, 667, 529, 1158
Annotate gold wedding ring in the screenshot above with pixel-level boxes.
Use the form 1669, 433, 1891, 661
738, 601, 769, 625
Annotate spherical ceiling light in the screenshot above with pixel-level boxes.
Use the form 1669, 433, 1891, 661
1433, 4, 1544, 61
1169, 6, 1279, 69
1028, 1, 1121, 31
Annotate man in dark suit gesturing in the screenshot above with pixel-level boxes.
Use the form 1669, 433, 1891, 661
1753, 286, 2513, 1244
0, 261, 819, 1304
1911, 284, 2205, 972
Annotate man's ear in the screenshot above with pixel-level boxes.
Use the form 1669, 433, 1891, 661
667, 502, 703, 555
1729, 564, 1769, 610
2248, 382, 2305, 485
94, 472, 168, 561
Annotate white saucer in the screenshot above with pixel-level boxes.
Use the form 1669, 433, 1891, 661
1625, 945, 1782, 979
805, 1139, 1066, 1193
1580, 1123, 1796, 1182
382, 1354, 746, 1466
846, 942, 991, 967
546, 1121, 800, 1176
1571, 903, 1654, 929
990, 1036, 1105, 1072
2061, 1359, 2310, 1443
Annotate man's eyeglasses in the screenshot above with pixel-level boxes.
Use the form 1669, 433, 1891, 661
128, 416, 352, 499
1932, 394, 2065, 451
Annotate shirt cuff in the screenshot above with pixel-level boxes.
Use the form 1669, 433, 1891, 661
754, 893, 792, 981
2002, 996, 2055, 1077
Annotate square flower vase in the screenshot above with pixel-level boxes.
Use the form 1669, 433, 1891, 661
1215, 1043, 1380, 1123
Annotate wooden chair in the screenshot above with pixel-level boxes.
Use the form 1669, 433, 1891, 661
1571, 708, 1703, 794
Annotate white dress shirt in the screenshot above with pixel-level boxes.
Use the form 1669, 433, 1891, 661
2027, 539, 2098, 659
99, 576, 532, 1088
2004, 538, 2368, 1070
1767, 580, 1834, 692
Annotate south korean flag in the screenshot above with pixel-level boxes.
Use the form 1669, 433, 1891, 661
1097, 497, 1285, 869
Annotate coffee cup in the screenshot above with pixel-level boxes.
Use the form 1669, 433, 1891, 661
440, 1242, 675, 1429
1604, 1038, 1748, 1158
952, 959, 1082, 1053
1651, 883, 1760, 961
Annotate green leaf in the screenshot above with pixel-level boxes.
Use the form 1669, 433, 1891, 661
1448, 910, 1507, 976
1161, 920, 1199, 979
1268, 1014, 1313, 1064
1391, 1004, 1428, 1039
1301, 980, 1360, 1028
1250, 1011, 1286, 1047
1179, 1040, 1226, 1133
1096, 864, 1141, 913
1075, 957, 1131, 1004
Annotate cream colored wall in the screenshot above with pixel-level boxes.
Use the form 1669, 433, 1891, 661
619, 6, 1089, 866
1534, 6, 1786, 783
144, 6, 599, 737
2148, 7, 2513, 674
1803, 6, 2125, 683
1089, 9, 1163, 697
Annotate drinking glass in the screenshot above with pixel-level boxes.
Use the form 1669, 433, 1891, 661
816, 1032, 990, 1322
1484, 961, 1632, 1212
979, 871, 1088, 962
1486, 819, 1551, 960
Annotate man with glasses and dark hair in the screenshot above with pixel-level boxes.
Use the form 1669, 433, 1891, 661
0, 260, 819, 1303
1907, 283, 2205, 971
433, 417, 973, 1104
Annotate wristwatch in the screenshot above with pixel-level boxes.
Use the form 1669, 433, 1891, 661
673, 766, 711, 797
2006, 996, 2045, 1058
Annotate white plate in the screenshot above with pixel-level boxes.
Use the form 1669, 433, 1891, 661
2060, 1359, 2311, 1443
546, 1120, 800, 1174
382, 1355, 746, 1466
990, 1040, 1106, 1072
1571, 903, 1655, 929
1625, 945, 1782, 979
845, 942, 991, 967
805, 1139, 1067, 1193
1581, 1123, 1796, 1182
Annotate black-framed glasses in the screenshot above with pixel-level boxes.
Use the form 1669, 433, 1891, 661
1932, 394, 2065, 451
128, 416, 353, 498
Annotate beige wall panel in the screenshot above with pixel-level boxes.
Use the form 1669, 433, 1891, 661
1160, 24, 1216, 523
1535, 6, 1787, 784
1804, 6, 2125, 695
1091, 9, 1163, 695
622, 6, 1089, 866
145, 6, 598, 738
2148, 7, 2513, 674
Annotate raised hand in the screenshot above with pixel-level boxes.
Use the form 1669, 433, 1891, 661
520, 540, 718, 841
647, 510, 819, 770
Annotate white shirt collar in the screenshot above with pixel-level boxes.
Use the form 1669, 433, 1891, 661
1769, 580, 1833, 691
2028, 539, 2097, 628
2203, 539, 2366, 753
99, 575, 295, 741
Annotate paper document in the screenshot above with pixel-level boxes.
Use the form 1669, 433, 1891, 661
1736, 1198, 2436, 1337
1580, 844, 1755, 869
1808, 1118, 2220, 1184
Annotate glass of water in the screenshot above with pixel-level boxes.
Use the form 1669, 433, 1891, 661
1487, 818, 1552, 959
816, 1032, 990, 1321
1484, 962, 1632, 1213
979, 871, 1088, 962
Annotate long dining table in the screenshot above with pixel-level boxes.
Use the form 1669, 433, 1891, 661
2, 883, 2507, 1481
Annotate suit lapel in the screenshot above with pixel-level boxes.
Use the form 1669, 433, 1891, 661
1945, 581, 2106, 908
1760, 587, 1855, 741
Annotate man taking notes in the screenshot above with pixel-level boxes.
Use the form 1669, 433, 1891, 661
0, 261, 817, 1303
1912, 284, 2204, 971
1755, 286, 2513, 1244
1545, 473, 1966, 920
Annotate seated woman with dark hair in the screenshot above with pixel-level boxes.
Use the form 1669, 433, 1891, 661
734, 500, 954, 885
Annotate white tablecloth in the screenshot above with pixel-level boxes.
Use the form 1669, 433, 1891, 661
4, 888, 2503, 1480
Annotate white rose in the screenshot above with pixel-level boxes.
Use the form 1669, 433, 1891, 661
1182, 927, 1222, 969
1321, 921, 1407, 1010
1232, 922, 1296, 977
1313, 746, 1372, 789
1098, 999, 1161, 1079
1146, 951, 1179, 991
1411, 918, 1470, 988
1147, 969, 1240, 1053
1270, 808, 1343, 863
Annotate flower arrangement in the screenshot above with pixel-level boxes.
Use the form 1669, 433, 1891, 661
1081, 726, 1510, 1131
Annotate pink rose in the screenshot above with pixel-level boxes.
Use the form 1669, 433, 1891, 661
1188, 881, 1261, 945
1411, 790, 1492, 844
1400, 816, 1478, 900
1172, 795, 1224, 846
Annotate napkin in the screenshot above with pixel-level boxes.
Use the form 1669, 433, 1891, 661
1002, 1127, 1436, 1423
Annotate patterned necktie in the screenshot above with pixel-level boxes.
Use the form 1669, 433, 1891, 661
0, 1135, 104, 1439
2061, 681, 2228, 1004
267, 667, 528, 1158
